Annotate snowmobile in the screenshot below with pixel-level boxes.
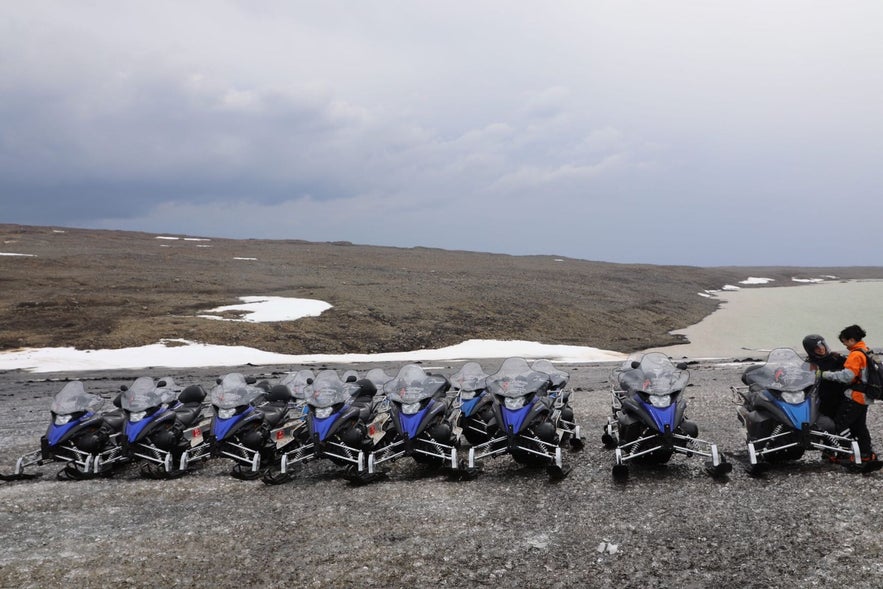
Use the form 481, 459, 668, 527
448, 361, 497, 447
1, 381, 126, 480
206, 373, 303, 480
531, 359, 584, 451
363, 367, 395, 414
732, 347, 866, 475
464, 357, 575, 481
602, 352, 731, 481
118, 376, 212, 478
275, 370, 388, 484
368, 364, 459, 478
279, 369, 314, 397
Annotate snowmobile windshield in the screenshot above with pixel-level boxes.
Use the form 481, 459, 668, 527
449, 362, 489, 392
486, 357, 552, 398
364, 368, 393, 391
743, 348, 816, 392
614, 353, 689, 395
154, 376, 181, 404
531, 359, 569, 388
50, 381, 104, 415
308, 370, 357, 408
280, 369, 315, 400
384, 364, 448, 404
210, 373, 264, 409
121, 377, 169, 412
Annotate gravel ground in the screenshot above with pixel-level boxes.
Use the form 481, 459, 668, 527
2, 359, 883, 588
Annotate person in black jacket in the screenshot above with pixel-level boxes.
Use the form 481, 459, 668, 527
802, 334, 846, 421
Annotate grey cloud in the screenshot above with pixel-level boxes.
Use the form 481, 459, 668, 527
2, 2, 883, 266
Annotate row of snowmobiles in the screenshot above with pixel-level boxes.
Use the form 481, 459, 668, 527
3, 348, 874, 485
601, 347, 879, 480
1, 358, 585, 485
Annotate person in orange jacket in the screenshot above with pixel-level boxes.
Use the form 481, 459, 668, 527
820, 324, 876, 463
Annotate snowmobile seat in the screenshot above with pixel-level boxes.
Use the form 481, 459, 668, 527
266, 384, 293, 403
173, 403, 204, 427
351, 379, 377, 404
102, 408, 126, 431
259, 402, 290, 428
178, 385, 207, 404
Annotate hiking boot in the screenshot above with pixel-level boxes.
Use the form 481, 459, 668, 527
841, 452, 881, 473
854, 453, 883, 474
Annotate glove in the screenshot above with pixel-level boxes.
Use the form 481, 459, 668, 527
815, 369, 823, 380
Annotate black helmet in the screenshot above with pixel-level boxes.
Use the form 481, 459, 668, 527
802, 334, 830, 362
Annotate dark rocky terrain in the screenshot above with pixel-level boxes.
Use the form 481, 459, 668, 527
3, 223, 883, 356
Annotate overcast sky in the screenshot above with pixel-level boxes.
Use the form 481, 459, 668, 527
2, 2, 882, 266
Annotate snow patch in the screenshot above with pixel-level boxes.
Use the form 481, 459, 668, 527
739, 277, 774, 285
0, 252, 36, 257
721, 284, 741, 291
0, 338, 627, 373
197, 296, 332, 323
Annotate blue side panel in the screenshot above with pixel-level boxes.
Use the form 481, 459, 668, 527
213, 406, 252, 441
502, 404, 532, 434
642, 402, 677, 432
778, 399, 812, 429
461, 396, 482, 417
399, 407, 431, 438
312, 413, 339, 442
125, 407, 167, 442
47, 412, 93, 446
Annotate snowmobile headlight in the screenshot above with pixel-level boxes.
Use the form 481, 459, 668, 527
649, 394, 672, 408
54, 414, 73, 425
504, 396, 526, 410
128, 410, 147, 423
314, 406, 334, 419
217, 407, 237, 419
459, 391, 476, 400
781, 391, 805, 404
401, 402, 422, 415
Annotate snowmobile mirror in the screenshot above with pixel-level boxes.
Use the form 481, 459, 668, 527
631, 361, 641, 369
245, 376, 257, 385
216, 378, 222, 384
157, 380, 167, 387
306, 378, 314, 385
676, 363, 688, 371
346, 375, 357, 383
120, 385, 128, 391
